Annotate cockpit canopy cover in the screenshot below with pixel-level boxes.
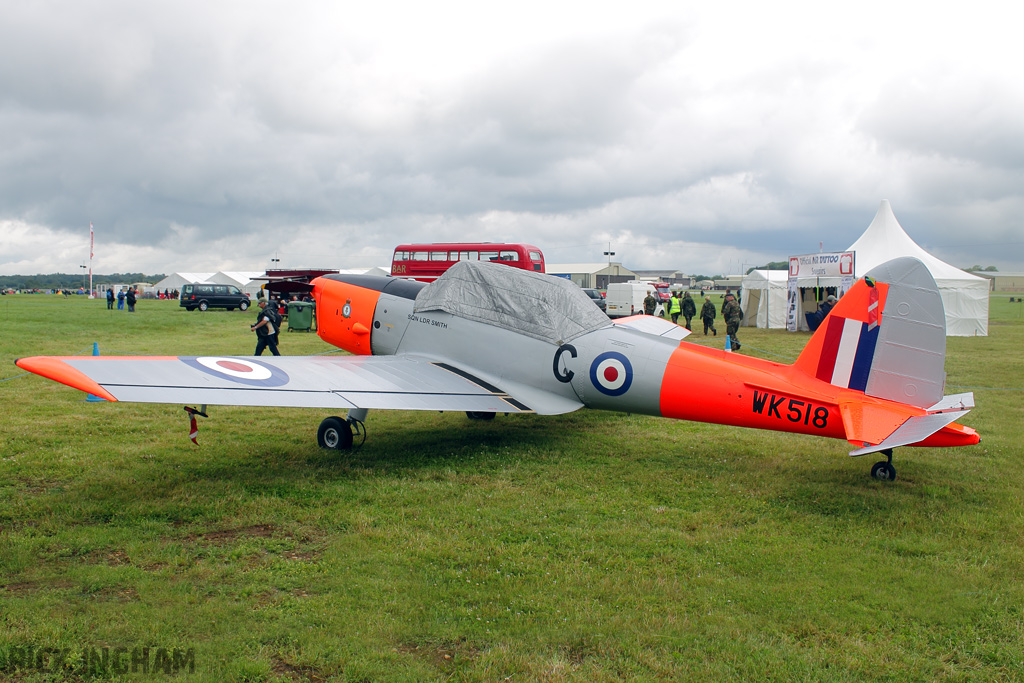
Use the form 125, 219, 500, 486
414, 260, 610, 344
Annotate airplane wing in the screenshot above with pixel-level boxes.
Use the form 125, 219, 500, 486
611, 315, 691, 341
14, 354, 559, 414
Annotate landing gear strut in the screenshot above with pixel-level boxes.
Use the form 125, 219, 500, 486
870, 449, 897, 481
316, 409, 367, 450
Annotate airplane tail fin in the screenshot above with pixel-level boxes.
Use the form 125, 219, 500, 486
794, 257, 947, 409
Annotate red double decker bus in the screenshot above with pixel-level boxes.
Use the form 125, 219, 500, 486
391, 243, 546, 282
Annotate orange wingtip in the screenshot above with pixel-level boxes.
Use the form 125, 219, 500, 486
15, 356, 118, 402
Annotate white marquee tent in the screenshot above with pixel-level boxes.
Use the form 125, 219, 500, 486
740, 269, 787, 329
152, 272, 215, 294
848, 201, 989, 336
210, 271, 265, 298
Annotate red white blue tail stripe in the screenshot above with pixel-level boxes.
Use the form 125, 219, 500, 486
815, 316, 880, 392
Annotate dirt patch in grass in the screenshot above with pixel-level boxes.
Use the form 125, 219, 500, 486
185, 523, 278, 543
3, 578, 76, 593
270, 655, 327, 682
397, 637, 483, 669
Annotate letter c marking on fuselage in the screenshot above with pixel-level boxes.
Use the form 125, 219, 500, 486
553, 344, 577, 383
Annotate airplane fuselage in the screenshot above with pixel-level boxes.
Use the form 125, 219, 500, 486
311, 272, 977, 450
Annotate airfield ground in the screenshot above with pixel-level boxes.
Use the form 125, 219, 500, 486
1, 294, 1022, 681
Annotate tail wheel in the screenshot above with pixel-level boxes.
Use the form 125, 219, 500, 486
871, 461, 897, 481
317, 416, 354, 450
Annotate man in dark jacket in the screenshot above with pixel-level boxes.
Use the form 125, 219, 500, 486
700, 296, 717, 336
251, 301, 281, 356
643, 291, 658, 315
722, 293, 742, 350
681, 291, 697, 331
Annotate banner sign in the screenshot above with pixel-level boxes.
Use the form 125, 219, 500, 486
786, 251, 856, 331
788, 251, 855, 279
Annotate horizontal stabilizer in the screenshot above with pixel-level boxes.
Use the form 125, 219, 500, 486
848, 410, 971, 456
927, 392, 975, 412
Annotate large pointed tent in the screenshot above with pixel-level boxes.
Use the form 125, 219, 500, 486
848, 201, 989, 336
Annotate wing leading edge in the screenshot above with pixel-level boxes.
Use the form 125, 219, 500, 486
15, 354, 545, 414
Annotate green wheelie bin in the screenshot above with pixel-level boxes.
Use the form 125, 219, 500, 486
287, 301, 315, 332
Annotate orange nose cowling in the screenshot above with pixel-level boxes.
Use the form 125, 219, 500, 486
312, 277, 380, 355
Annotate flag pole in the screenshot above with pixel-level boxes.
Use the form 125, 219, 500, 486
89, 222, 94, 298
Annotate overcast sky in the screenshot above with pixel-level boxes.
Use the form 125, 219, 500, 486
1, 0, 1021, 277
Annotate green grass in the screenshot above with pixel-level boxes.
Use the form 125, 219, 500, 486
1, 293, 1023, 682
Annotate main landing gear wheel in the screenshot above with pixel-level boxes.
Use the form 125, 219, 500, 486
871, 448, 896, 481
317, 416, 354, 450
466, 411, 496, 421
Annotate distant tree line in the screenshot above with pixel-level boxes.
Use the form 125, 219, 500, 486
966, 265, 999, 272
745, 261, 788, 275
0, 273, 166, 290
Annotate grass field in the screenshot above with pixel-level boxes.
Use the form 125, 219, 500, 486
2, 293, 1023, 682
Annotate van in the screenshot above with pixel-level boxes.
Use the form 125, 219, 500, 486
179, 284, 251, 312
605, 282, 665, 318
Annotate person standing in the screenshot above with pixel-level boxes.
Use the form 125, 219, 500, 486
251, 301, 280, 356
116, 288, 125, 310
681, 291, 696, 331
819, 294, 837, 317
126, 287, 137, 312
722, 292, 742, 350
106, 288, 115, 310
668, 292, 681, 324
643, 290, 658, 316
701, 296, 717, 336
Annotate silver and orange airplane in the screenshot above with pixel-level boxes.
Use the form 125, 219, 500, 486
16, 256, 978, 480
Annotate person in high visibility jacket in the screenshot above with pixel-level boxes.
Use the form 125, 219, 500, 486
668, 292, 682, 324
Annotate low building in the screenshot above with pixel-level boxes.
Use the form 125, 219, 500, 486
632, 270, 693, 287
545, 263, 637, 289
972, 272, 1024, 292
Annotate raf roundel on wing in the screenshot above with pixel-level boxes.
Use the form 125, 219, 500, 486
182, 357, 290, 387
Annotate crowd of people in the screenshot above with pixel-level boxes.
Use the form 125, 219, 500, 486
633, 285, 845, 353
105, 286, 139, 312
635, 287, 748, 350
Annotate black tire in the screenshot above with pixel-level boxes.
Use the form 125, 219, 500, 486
198, 301, 209, 312
317, 416, 354, 450
466, 411, 496, 421
871, 461, 897, 481
239, 301, 249, 311
185, 307, 195, 312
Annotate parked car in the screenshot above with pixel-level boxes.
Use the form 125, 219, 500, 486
582, 288, 607, 313
179, 284, 251, 311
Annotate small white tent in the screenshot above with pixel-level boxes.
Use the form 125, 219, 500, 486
211, 271, 265, 298
153, 273, 216, 293
740, 270, 788, 329
849, 201, 989, 336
